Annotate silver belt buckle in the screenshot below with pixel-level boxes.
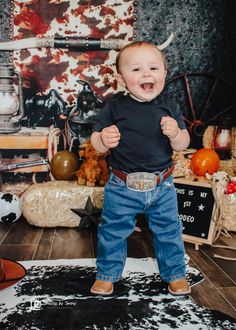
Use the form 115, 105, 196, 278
126, 172, 157, 192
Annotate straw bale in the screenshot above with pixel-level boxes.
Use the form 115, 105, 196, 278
21, 181, 104, 227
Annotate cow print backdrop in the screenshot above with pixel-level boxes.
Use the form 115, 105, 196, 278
0, 258, 235, 329
0, 0, 235, 101
0, 1, 235, 131
0, 0, 235, 170
12, 0, 135, 104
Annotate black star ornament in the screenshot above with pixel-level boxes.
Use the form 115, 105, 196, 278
71, 197, 102, 231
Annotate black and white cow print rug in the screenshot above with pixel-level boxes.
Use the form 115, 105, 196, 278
0, 258, 235, 329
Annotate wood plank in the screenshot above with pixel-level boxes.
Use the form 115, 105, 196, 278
2, 218, 43, 245
0, 127, 50, 136
128, 231, 155, 258
33, 228, 56, 260
0, 135, 49, 149
50, 228, 94, 259
190, 275, 236, 320
218, 287, 236, 313
218, 232, 236, 248
91, 230, 98, 256
0, 222, 14, 244
174, 176, 212, 187
0, 244, 37, 261
185, 243, 235, 287
0, 219, 42, 260
0, 127, 49, 149
201, 245, 236, 283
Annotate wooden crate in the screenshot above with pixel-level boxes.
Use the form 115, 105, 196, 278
0, 127, 49, 173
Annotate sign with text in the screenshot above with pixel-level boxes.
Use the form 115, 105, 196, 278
174, 178, 216, 245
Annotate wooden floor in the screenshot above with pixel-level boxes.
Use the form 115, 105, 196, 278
0, 217, 236, 320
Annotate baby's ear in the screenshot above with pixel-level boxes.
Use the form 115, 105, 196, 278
164, 69, 167, 79
115, 73, 126, 88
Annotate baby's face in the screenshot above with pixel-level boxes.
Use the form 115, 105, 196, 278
116, 45, 167, 102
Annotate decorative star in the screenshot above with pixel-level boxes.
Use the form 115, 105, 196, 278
71, 197, 102, 231
198, 204, 205, 211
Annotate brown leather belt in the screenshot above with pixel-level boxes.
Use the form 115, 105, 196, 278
112, 165, 174, 185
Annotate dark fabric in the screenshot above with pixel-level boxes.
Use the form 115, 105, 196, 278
92, 93, 186, 173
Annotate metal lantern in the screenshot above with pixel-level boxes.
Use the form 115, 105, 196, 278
0, 64, 24, 133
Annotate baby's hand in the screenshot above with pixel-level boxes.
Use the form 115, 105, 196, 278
101, 125, 121, 149
160, 116, 180, 140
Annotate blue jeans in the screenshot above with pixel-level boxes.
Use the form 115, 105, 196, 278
96, 172, 186, 283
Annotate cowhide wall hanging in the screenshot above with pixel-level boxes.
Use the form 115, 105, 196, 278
0, 0, 235, 147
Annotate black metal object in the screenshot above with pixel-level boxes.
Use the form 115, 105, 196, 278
65, 80, 104, 150
54, 37, 103, 51
24, 89, 66, 128
71, 197, 102, 231
0, 159, 47, 172
165, 72, 236, 148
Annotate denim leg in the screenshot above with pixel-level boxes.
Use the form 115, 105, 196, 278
96, 173, 144, 282
145, 176, 186, 283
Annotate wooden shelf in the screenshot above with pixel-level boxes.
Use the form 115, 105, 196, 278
0, 127, 50, 174
0, 127, 49, 149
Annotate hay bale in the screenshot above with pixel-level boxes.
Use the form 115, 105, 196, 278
202, 126, 214, 148
219, 159, 236, 176
220, 193, 236, 232
172, 149, 195, 177
21, 181, 104, 227
1, 182, 32, 197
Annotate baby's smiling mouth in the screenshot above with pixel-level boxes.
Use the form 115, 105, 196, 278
140, 83, 154, 91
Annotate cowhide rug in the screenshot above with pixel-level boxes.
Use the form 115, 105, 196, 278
0, 258, 235, 329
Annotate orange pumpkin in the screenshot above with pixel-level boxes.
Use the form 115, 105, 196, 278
190, 148, 220, 176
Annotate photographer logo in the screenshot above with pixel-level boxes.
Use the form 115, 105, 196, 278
30, 297, 42, 311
